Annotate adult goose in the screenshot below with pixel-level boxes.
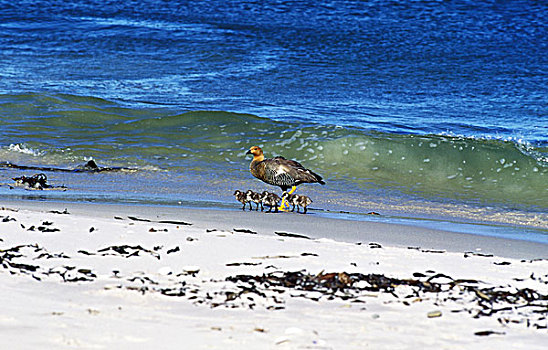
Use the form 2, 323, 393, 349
246, 146, 324, 209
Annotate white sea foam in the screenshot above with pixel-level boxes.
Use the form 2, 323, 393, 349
7, 143, 44, 156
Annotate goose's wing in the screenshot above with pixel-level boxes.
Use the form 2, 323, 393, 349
266, 157, 324, 185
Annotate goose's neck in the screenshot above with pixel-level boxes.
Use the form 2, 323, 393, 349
252, 154, 264, 163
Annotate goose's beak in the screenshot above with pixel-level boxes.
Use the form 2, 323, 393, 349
245, 149, 252, 155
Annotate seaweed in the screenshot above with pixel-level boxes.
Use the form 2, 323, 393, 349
124, 216, 192, 226
217, 269, 547, 327
1, 216, 16, 222
233, 228, 258, 234
48, 209, 70, 215
158, 220, 192, 226
274, 231, 310, 240
1, 237, 545, 332
97, 245, 161, 260
1, 159, 132, 173
166, 246, 180, 254
0, 244, 93, 282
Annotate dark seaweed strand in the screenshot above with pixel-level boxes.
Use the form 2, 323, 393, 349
1, 161, 130, 173
224, 271, 547, 318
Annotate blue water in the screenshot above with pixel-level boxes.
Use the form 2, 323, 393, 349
1, 1, 546, 141
0, 1, 546, 239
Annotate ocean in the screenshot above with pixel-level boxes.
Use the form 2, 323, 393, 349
0, 1, 546, 241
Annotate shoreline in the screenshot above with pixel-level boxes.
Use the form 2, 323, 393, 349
1, 200, 546, 349
3, 199, 547, 260
1, 165, 547, 233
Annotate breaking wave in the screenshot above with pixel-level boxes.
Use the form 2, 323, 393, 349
1, 93, 546, 210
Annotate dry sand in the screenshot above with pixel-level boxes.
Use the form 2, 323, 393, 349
1, 201, 546, 349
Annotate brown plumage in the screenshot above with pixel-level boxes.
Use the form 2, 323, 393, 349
246, 146, 325, 192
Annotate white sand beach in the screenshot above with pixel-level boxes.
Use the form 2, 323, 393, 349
1, 201, 546, 349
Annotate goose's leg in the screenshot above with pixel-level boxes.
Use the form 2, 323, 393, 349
279, 186, 296, 211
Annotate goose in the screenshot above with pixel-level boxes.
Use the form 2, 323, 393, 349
246, 146, 324, 210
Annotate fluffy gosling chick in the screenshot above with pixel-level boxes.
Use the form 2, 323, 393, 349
294, 194, 313, 214
245, 190, 263, 211
261, 191, 281, 213
281, 192, 298, 212
233, 190, 250, 211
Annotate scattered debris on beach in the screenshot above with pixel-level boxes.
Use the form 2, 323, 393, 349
1, 235, 546, 331
1, 211, 546, 338
11, 173, 67, 190
78, 245, 162, 260
1, 159, 135, 173
119, 216, 192, 226
233, 228, 258, 234
12, 173, 48, 189
48, 208, 70, 215
21, 220, 61, 233
275, 231, 311, 240
1, 160, 140, 191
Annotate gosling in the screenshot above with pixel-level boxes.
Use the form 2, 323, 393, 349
233, 190, 250, 211
282, 193, 312, 214
295, 194, 312, 213
281, 192, 298, 212
245, 190, 263, 211
261, 191, 281, 213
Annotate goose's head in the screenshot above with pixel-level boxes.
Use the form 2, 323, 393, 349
246, 146, 264, 161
